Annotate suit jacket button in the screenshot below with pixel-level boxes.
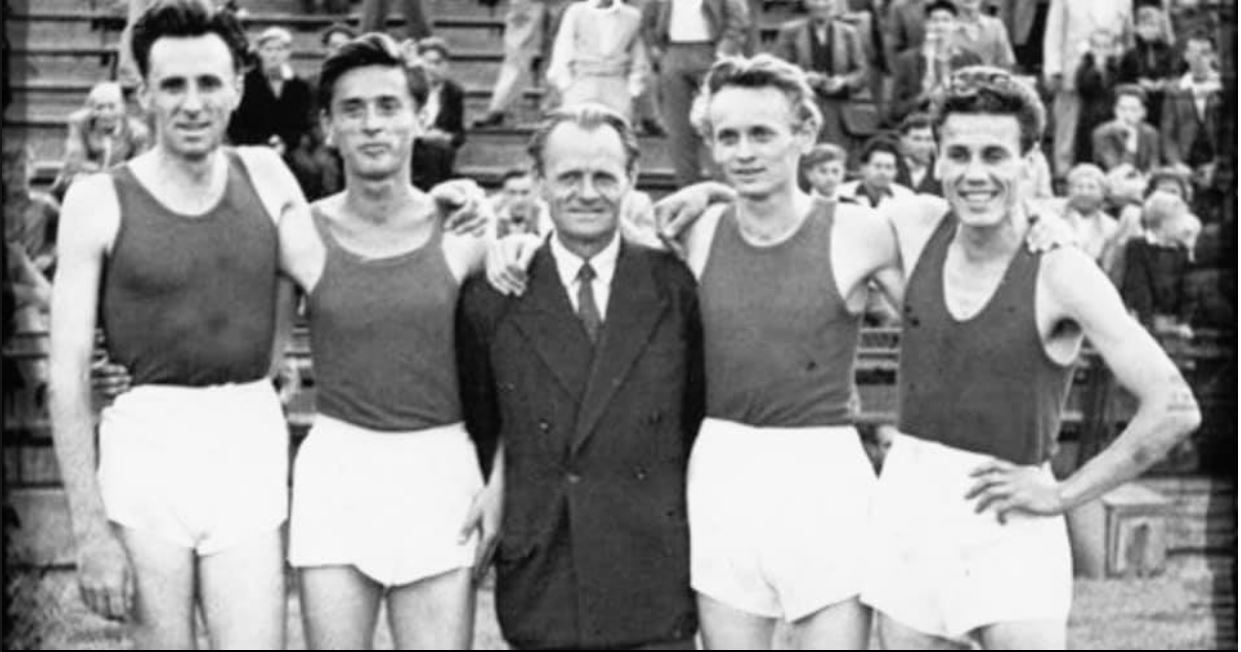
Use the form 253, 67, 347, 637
566, 472, 581, 484
538, 420, 550, 433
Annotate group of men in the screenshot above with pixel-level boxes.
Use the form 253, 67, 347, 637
49, 0, 1201, 650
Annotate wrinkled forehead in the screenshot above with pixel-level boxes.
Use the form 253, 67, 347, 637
147, 33, 239, 81
541, 122, 630, 174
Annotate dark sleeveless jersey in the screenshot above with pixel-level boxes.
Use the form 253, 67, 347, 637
898, 214, 1075, 465
307, 207, 462, 431
698, 199, 861, 427
101, 150, 278, 387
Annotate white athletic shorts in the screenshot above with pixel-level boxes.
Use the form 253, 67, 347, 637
688, 417, 878, 621
861, 434, 1072, 639
97, 379, 290, 555
288, 415, 483, 587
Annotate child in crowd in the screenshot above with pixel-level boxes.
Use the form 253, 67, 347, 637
801, 143, 849, 201
1120, 191, 1199, 338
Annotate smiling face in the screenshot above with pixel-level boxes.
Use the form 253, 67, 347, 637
325, 64, 419, 181
706, 85, 813, 200
538, 121, 632, 251
141, 33, 242, 161
805, 159, 845, 198
936, 113, 1028, 227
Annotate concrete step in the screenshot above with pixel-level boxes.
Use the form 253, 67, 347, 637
5, 0, 510, 20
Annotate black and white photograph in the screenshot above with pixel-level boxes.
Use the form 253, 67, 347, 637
1, 0, 1236, 649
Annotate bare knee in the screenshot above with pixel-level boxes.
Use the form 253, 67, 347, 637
875, 613, 968, 651
975, 619, 1066, 650
790, 598, 871, 650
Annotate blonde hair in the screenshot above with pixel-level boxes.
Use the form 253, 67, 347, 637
691, 54, 822, 140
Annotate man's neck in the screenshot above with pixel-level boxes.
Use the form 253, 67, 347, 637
953, 209, 1027, 265
735, 186, 813, 245
556, 229, 616, 260
151, 143, 222, 188
342, 173, 422, 226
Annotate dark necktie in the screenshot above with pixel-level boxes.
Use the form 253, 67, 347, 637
577, 263, 602, 344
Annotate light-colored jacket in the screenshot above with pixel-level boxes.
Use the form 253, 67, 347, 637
1043, 0, 1132, 88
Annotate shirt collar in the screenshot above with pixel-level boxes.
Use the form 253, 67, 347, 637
550, 229, 621, 290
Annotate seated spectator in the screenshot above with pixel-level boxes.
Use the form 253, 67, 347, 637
1105, 163, 1148, 219
51, 81, 150, 200
1120, 191, 1199, 338
950, 0, 1016, 70
801, 143, 848, 201
1119, 3, 1179, 127
837, 137, 914, 208
546, 0, 650, 121
3, 146, 58, 396
1074, 27, 1123, 167
491, 168, 552, 237
888, 1, 982, 125
1091, 84, 1162, 173
773, 0, 873, 153
227, 27, 319, 190
321, 23, 357, 56
1160, 31, 1222, 222
412, 37, 467, 159
1061, 163, 1121, 271
893, 112, 939, 196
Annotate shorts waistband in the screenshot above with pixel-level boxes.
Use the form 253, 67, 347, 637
310, 414, 468, 441
700, 417, 857, 438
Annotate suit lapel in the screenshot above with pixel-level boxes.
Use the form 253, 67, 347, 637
570, 243, 668, 456
510, 244, 596, 401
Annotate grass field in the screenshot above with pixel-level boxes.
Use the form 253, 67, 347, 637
7, 557, 1232, 650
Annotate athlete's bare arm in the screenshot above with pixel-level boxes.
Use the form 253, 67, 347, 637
48, 173, 132, 621
237, 146, 310, 377
968, 247, 1201, 520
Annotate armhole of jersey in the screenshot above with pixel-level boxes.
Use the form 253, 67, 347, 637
233, 147, 283, 226
686, 203, 726, 280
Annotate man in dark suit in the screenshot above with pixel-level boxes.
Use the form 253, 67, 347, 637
1091, 85, 1162, 173
645, 0, 750, 185
888, 1, 982, 125
893, 112, 941, 196
456, 103, 706, 650
772, 0, 873, 153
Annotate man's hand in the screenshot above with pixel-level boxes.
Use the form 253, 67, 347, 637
90, 357, 131, 410
1025, 210, 1077, 252
652, 182, 731, 257
431, 179, 490, 237
965, 458, 1066, 524
485, 233, 541, 296
77, 527, 134, 621
458, 481, 503, 583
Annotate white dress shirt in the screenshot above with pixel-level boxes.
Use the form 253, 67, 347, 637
550, 230, 621, 318
669, 0, 711, 43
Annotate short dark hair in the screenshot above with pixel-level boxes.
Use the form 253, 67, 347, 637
501, 166, 533, 185
925, 0, 958, 17
899, 112, 935, 135
860, 136, 901, 165
130, 0, 249, 80
930, 66, 1045, 154
320, 23, 357, 48
801, 143, 847, 170
1113, 83, 1147, 107
317, 32, 426, 112
416, 36, 451, 60
528, 103, 640, 176
1185, 29, 1217, 50
1145, 166, 1193, 200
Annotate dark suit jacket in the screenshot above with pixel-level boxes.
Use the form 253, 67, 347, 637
773, 18, 875, 143
428, 78, 467, 149
227, 68, 315, 150
889, 47, 983, 124
895, 156, 942, 196
1160, 83, 1224, 168
456, 240, 705, 650
1091, 119, 1162, 172
645, 0, 750, 57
